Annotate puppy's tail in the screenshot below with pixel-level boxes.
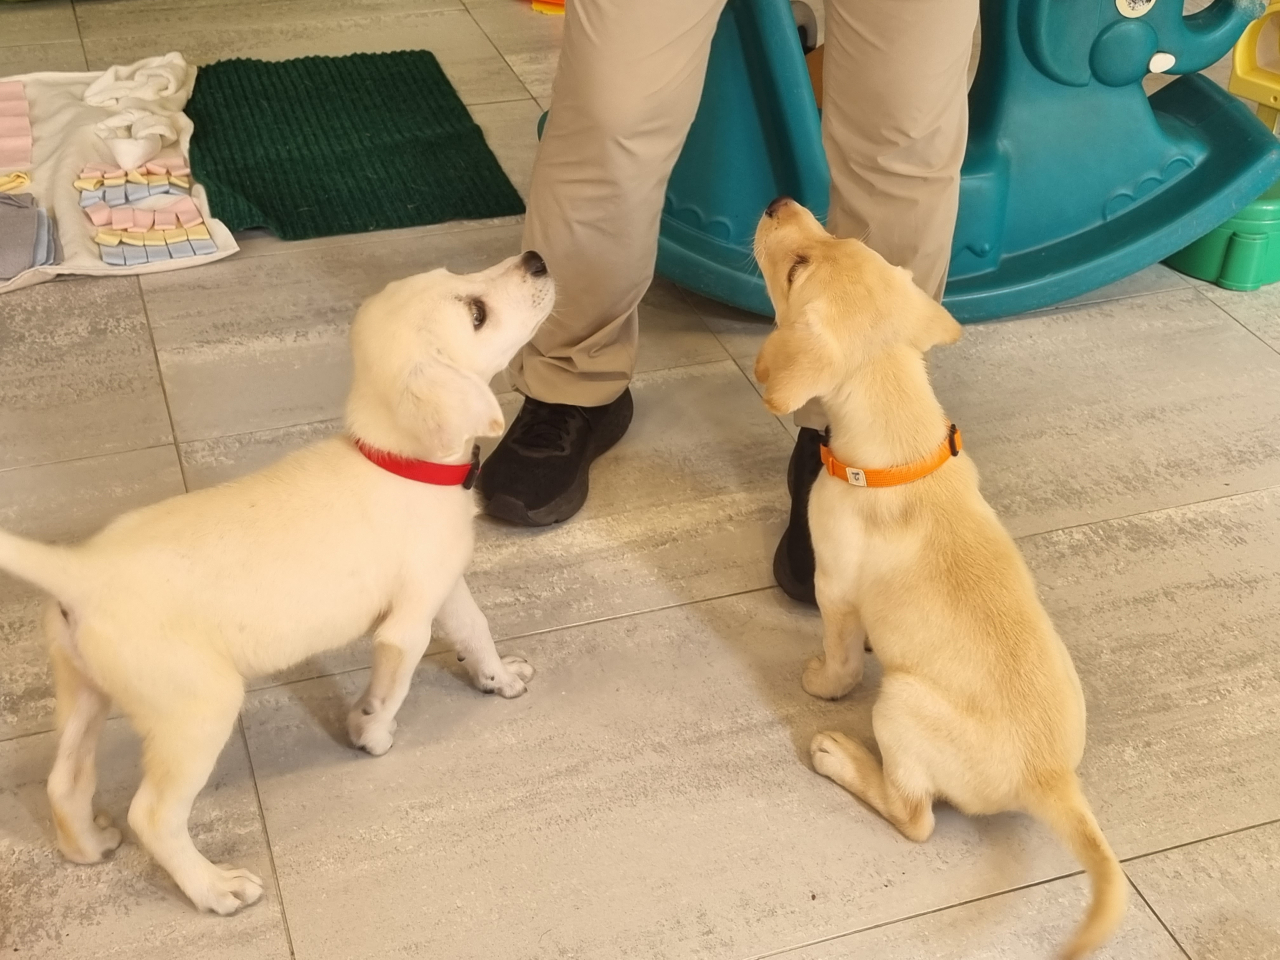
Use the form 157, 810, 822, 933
0, 528, 85, 604
1027, 774, 1127, 960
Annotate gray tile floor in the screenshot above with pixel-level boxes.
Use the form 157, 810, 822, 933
2, 2, 1279, 958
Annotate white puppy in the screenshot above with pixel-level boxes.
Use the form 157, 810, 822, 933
753, 201, 1125, 960
0, 252, 554, 915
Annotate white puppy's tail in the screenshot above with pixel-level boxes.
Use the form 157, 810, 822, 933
0, 528, 84, 603
1028, 774, 1127, 960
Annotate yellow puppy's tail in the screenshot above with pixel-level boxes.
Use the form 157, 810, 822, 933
0, 528, 85, 604
1028, 774, 1127, 960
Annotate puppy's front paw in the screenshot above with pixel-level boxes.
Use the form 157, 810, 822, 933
59, 813, 123, 864
478, 656, 534, 699
802, 656, 858, 700
193, 864, 263, 916
348, 708, 397, 756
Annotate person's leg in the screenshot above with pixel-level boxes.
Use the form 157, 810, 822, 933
774, 0, 979, 603
822, 0, 978, 299
480, 0, 727, 527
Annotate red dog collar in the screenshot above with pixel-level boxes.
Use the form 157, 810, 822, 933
353, 438, 480, 489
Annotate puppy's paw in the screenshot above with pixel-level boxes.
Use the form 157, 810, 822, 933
348, 708, 397, 756
810, 731, 856, 782
59, 813, 123, 864
192, 864, 263, 915
478, 656, 534, 699
802, 657, 859, 700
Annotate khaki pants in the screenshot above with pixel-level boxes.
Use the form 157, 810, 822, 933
510, 0, 979, 428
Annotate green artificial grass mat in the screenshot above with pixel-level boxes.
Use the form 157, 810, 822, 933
187, 51, 524, 240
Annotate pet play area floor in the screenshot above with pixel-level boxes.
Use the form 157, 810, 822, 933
2, 2, 1280, 958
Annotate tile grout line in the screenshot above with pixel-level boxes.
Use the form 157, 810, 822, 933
1226, 313, 1280, 360
171, 354, 744, 456
238, 718, 299, 960
1125, 874, 1193, 960
0, 441, 174, 480
68, 0, 91, 71
668, 284, 799, 442
228, 214, 526, 263
1022, 278, 1195, 319
1118, 814, 1280, 867
60, 0, 476, 48
0, 585, 782, 745
1011, 479, 1280, 546
135, 275, 191, 492
1180, 279, 1280, 358
239, 584, 783, 698
739, 873, 1089, 960
461, 0, 550, 106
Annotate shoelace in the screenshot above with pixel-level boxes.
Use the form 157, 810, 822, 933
514, 402, 581, 451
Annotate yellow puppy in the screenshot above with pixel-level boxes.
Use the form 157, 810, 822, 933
753, 199, 1124, 960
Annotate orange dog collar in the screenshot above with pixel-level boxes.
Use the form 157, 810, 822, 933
820, 423, 962, 488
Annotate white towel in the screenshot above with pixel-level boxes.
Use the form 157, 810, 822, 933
83, 52, 192, 107
94, 107, 179, 168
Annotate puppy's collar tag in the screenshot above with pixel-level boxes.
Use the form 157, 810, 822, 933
821, 424, 962, 488
353, 439, 481, 489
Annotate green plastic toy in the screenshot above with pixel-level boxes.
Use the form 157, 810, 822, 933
1165, 178, 1280, 289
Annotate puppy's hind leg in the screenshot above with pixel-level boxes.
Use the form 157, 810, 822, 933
45, 605, 121, 864
810, 730, 935, 843
127, 671, 261, 915
435, 576, 532, 699
803, 586, 865, 700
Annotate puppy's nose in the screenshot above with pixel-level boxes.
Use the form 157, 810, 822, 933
521, 250, 548, 278
765, 196, 792, 219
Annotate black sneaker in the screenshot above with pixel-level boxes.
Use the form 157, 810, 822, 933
773, 427, 823, 605
479, 389, 634, 526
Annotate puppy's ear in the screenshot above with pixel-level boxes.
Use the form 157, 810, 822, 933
754, 314, 840, 415
906, 284, 962, 353
403, 353, 505, 460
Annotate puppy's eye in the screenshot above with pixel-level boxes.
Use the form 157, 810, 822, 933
469, 298, 487, 330
786, 255, 809, 286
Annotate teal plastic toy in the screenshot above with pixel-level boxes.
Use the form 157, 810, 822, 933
654, 0, 1280, 321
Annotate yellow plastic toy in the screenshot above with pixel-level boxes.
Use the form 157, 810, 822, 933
1165, 2, 1280, 290
1231, 2, 1280, 131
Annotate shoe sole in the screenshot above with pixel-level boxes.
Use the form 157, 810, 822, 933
483, 392, 634, 527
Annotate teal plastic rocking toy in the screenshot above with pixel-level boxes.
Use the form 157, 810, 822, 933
655, 0, 1280, 321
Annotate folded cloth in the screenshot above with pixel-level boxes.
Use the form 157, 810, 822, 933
0, 192, 38, 280
171, 194, 202, 226
83, 52, 192, 107
0, 114, 31, 138
0, 81, 31, 169
0, 171, 30, 192
31, 208, 60, 267
94, 108, 180, 170
0, 135, 30, 168
85, 200, 112, 226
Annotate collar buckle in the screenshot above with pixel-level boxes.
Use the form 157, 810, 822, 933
463, 444, 480, 490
